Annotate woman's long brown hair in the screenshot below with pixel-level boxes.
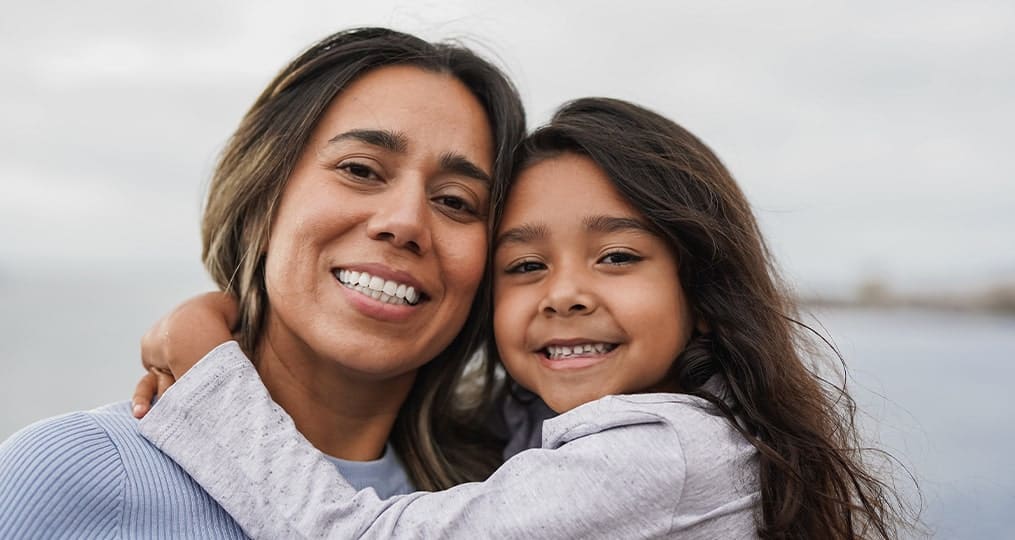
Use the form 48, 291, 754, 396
504, 97, 916, 538
201, 28, 525, 490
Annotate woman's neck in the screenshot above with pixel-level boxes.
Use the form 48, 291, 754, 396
252, 331, 416, 462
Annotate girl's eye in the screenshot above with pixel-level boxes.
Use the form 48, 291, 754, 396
599, 251, 642, 265
337, 161, 379, 181
506, 260, 546, 274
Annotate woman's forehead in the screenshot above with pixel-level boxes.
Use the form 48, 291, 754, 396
306, 65, 495, 173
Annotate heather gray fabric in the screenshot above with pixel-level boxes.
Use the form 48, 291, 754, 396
140, 341, 760, 539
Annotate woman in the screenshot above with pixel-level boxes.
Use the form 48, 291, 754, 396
0, 27, 526, 538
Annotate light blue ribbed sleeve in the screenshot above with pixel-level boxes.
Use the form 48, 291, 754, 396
0, 412, 124, 539
0, 402, 251, 539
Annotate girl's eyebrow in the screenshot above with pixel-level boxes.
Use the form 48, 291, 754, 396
494, 215, 651, 250
583, 215, 653, 235
494, 223, 549, 249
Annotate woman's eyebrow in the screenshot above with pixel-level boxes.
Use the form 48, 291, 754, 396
440, 152, 491, 185
328, 129, 408, 152
494, 222, 549, 249
325, 130, 490, 184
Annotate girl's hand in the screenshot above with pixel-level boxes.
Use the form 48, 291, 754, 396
131, 368, 176, 418
132, 291, 240, 418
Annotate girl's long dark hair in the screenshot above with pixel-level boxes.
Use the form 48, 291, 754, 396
503, 97, 914, 539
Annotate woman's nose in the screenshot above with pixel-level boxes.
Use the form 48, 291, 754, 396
366, 182, 433, 255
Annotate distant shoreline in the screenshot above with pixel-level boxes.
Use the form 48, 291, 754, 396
799, 280, 1015, 316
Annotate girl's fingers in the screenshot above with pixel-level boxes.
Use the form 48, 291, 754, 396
152, 367, 177, 399
131, 371, 158, 418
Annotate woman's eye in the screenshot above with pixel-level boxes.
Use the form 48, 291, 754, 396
337, 162, 378, 181
599, 251, 642, 265
436, 196, 469, 212
506, 260, 546, 274
434, 195, 482, 217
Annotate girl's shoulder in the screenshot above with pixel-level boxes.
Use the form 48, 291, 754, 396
549, 393, 760, 523
543, 392, 723, 447
547, 392, 756, 469
609, 392, 732, 430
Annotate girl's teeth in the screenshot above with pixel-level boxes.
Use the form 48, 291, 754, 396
335, 270, 422, 305
546, 343, 614, 359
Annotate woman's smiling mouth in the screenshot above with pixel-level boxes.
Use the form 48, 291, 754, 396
333, 269, 427, 306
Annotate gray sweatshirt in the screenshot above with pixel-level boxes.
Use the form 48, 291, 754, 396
139, 341, 760, 539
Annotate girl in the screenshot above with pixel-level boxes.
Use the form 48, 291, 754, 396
136, 98, 906, 538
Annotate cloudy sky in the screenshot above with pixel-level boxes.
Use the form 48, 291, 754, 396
2, 0, 1013, 294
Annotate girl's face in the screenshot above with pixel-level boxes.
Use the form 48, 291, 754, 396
261, 65, 493, 380
493, 153, 696, 412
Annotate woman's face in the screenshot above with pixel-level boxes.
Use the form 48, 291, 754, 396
261, 65, 494, 380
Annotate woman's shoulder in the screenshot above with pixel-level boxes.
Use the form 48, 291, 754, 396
0, 403, 132, 537
0, 400, 219, 480
0, 401, 248, 538
0, 402, 133, 467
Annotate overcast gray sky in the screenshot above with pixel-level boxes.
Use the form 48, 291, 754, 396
2, 0, 1013, 293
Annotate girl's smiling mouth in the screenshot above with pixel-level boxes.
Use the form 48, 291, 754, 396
543, 342, 618, 359
536, 340, 620, 370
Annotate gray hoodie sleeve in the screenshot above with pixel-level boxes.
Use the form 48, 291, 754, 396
139, 341, 686, 539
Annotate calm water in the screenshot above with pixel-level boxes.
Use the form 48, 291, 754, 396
812, 307, 1015, 538
2, 269, 1012, 538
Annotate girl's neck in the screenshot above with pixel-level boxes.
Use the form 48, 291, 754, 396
252, 331, 416, 462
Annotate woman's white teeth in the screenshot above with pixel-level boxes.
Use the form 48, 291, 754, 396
545, 343, 614, 359
336, 270, 420, 305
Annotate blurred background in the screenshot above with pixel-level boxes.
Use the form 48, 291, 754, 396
1, 1, 1012, 536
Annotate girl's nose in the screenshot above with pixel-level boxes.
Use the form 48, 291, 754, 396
538, 271, 598, 317
366, 182, 432, 255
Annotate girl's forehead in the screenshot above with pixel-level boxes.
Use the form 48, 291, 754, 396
499, 154, 640, 230
492, 154, 666, 259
